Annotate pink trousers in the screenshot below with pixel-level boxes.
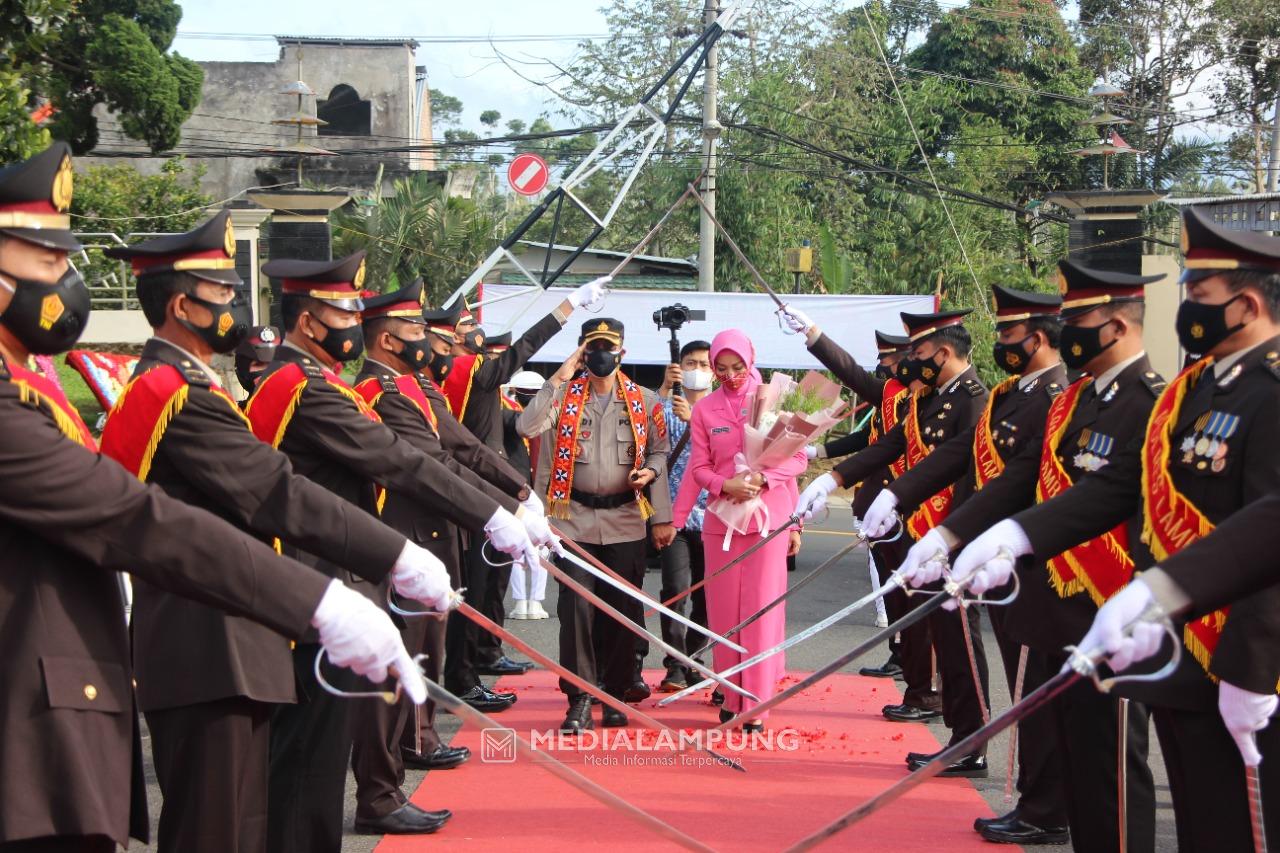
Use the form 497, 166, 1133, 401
701, 528, 789, 719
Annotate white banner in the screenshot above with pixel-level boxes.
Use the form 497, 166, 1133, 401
475, 285, 936, 370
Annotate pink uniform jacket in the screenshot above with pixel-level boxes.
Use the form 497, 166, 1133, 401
673, 389, 807, 537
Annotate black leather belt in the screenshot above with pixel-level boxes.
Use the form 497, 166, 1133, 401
570, 489, 635, 510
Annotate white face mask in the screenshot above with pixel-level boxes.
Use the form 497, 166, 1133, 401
682, 368, 712, 391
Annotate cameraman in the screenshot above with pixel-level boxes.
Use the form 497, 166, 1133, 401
654, 339, 714, 691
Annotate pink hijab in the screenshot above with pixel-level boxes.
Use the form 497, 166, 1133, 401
710, 328, 764, 403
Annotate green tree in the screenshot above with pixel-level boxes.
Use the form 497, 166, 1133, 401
429, 88, 463, 128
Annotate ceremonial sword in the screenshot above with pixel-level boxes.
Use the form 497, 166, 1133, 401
645, 515, 803, 615
709, 572, 1019, 731
1247, 739, 1269, 853
416, 665, 717, 852
553, 534, 747, 653
782, 607, 1183, 852
685, 518, 904, 662
539, 556, 760, 702
660, 565, 911, 707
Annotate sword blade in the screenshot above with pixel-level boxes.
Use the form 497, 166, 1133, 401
1118, 696, 1130, 853
541, 557, 760, 702
558, 547, 747, 654
418, 675, 716, 852
711, 589, 952, 731
1248, 760, 1269, 853
784, 669, 1083, 852
660, 569, 898, 707
454, 601, 744, 773
687, 537, 864, 661
647, 518, 801, 615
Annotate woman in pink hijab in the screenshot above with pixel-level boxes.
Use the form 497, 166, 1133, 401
673, 329, 805, 730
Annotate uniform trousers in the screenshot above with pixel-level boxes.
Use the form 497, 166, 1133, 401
0, 838, 116, 852
146, 696, 271, 853
985, 613, 1068, 828
1152, 702, 1279, 851
557, 538, 646, 700
702, 528, 790, 719
928, 601, 990, 749
1044, 648, 1155, 853
267, 644, 356, 853
475, 558, 513, 668
444, 540, 491, 693
870, 534, 938, 709
658, 528, 708, 667
399, 615, 450, 757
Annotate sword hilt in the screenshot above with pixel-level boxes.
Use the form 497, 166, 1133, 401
386, 586, 466, 619
1064, 602, 1180, 693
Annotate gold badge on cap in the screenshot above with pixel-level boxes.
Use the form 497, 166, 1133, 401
418, 286, 427, 306
224, 216, 236, 259
353, 260, 367, 290
1056, 270, 1068, 295
52, 155, 73, 213
217, 313, 234, 336
597, 321, 609, 332
39, 293, 65, 329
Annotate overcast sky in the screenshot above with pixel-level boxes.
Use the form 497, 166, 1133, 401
173, 0, 614, 132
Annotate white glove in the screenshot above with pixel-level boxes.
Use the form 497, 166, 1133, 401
311, 580, 427, 704
1073, 579, 1166, 673
777, 304, 814, 335
521, 490, 544, 516
949, 519, 1031, 595
1220, 680, 1278, 767
519, 506, 565, 556
569, 276, 611, 310
391, 541, 453, 610
862, 490, 899, 539
897, 528, 952, 588
805, 444, 819, 460
485, 507, 542, 567
795, 473, 838, 520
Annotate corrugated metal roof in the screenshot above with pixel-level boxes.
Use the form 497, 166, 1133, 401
275, 36, 420, 48
1166, 192, 1280, 205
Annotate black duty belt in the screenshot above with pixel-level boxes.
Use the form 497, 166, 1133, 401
570, 489, 636, 510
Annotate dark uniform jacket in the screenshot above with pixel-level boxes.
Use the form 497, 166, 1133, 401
1157, 490, 1279, 618
833, 365, 989, 518
1015, 339, 1280, 707
890, 363, 1068, 513
944, 355, 1164, 652
0, 355, 329, 847
356, 360, 522, 573
458, 310, 565, 454
806, 332, 895, 517
257, 346, 501, 615
126, 339, 406, 711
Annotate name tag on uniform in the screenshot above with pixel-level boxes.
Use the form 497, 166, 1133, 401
712, 426, 731, 434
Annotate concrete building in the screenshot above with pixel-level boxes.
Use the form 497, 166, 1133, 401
88, 37, 435, 201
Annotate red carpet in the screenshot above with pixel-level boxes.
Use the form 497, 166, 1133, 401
378, 670, 1013, 851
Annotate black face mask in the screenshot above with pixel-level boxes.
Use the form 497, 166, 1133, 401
895, 358, 920, 384
425, 347, 453, 383
179, 291, 251, 354
234, 355, 264, 393
584, 348, 622, 378
992, 333, 1038, 376
1060, 320, 1117, 371
514, 391, 537, 408
875, 363, 895, 381
0, 266, 91, 355
1176, 294, 1247, 355
390, 334, 433, 371
911, 351, 944, 387
312, 317, 364, 363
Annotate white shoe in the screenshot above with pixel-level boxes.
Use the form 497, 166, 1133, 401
510, 600, 530, 620
527, 601, 550, 620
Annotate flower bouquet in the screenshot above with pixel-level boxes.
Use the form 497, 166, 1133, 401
708, 371, 847, 549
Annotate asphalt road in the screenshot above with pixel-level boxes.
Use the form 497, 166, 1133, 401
133, 502, 1178, 851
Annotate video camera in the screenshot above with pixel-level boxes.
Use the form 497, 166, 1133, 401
653, 303, 706, 332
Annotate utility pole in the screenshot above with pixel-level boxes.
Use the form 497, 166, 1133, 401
1268, 91, 1280, 193
697, 0, 721, 292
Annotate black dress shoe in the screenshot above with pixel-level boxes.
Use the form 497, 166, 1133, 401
710, 689, 725, 706
658, 665, 688, 692
402, 745, 471, 770
859, 657, 904, 679
622, 679, 651, 703
719, 708, 734, 724
882, 702, 942, 722
977, 813, 1069, 845
475, 655, 533, 676
741, 721, 764, 734
906, 752, 988, 778
974, 809, 1017, 832
353, 802, 451, 835
456, 685, 516, 713
602, 705, 628, 727
561, 696, 593, 734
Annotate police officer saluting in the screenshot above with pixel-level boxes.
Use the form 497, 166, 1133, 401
518, 318, 675, 732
